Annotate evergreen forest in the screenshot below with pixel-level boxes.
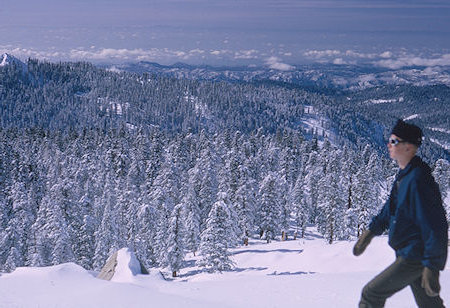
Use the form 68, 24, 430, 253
1, 57, 449, 274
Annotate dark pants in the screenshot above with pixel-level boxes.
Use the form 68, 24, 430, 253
359, 257, 445, 308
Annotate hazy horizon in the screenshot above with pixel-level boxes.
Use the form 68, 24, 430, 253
1, 0, 450, 69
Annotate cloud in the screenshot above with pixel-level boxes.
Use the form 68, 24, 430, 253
303, 49, 341, 58
379, 51, 393, 58
209, 49, 233, 56
0, 46, 64, 62
303, 49, 450, 69
68, 47, 210, 63
304, 49, 383, 60
234, 49, 259, 60
265, 56, 294, 71
375, 54, 450, 69
332, 58, 346, 65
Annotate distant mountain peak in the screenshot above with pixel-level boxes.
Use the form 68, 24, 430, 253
1, 53, 15, 66
0, 53, 27, 71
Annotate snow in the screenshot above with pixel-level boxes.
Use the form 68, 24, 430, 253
110, 248, 143, 283
403, 114, 419, 121
1, 229, 449, 308
0, 53, 8, 66
430, 137, 450, 151
0, 53, 28, 72
430, 127, 450, 134
300, 105, 335, 140
365, 98, 398, 104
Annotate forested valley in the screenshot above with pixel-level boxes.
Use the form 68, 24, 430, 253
1, 57, 448, 274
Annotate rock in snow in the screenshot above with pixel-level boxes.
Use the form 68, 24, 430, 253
97, 248, 149, 281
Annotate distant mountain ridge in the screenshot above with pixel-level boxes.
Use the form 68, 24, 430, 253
1, 54, 449, 161
106, 61, 450, 91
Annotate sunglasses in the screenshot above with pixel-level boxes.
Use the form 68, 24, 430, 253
388, 137, 407, 146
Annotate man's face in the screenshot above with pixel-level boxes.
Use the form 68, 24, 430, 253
387, 134, 409, 161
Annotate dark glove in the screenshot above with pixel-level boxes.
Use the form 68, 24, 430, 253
353, 230, 375, 256
421, 267, 440, 297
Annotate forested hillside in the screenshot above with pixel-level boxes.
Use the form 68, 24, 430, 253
0, 57, 449, 275
0, 58, 326, 135
0, 127, 396, 274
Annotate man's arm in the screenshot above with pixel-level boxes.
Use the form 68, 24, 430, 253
368, 198, 391, 236
412, 174, 448, 271
411, 169, 448, 297
353, 199, 390, 256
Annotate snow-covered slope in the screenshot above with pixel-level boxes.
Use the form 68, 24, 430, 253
0, 53, 27, 72
1, 229, 449, 308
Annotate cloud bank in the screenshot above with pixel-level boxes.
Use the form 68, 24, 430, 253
303, 49, 450, 69
2, 45, 450, 71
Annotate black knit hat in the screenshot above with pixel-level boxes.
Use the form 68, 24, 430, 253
391, 119, 423, 146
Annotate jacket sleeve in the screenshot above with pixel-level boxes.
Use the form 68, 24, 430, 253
411, 172, 449, 271
369, 198, 390, 236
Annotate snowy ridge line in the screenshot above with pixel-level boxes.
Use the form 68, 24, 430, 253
430, 138, 450, 151
363, 97, 404, 105
429, 127, 450, 134
403, 114, 419, 121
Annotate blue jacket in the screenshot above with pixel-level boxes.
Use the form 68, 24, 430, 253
369, 156, 448, 271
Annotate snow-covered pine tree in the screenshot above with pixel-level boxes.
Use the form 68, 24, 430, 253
197, 193, 235, 273
165, 204, 186, 277
31, 185, 76, 266
2, 180, 32, 270
198, 147, 219, 226
217, 156, 240, 248
151, 147, 182, 266
135, 201, 158, 269
352, 152, 380, 237
182, 174, 202, 256
433, 158, 450, 220
234, 160, 257, 245
278, 175, 290, 241
291, 174, 308, 239
258, 172, 282, 243
340, 145, 358, 239
93, 172, 121, 270
316, 150, 345, 244
303, 150, 322, 223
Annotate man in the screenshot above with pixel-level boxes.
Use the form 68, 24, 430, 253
354, 119, 448, 308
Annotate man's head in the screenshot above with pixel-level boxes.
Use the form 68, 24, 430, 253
387, 120, 423, 168
391, 119, 423, 147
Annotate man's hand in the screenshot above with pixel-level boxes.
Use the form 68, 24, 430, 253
421, 267, 440, 297
353, 230, 375, 256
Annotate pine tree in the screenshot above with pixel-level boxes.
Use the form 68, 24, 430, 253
3, 181, 33, 270
258, 172, 281, 243
93, 172, 121, 270
197, 196, 235, 273
31, 189, 76, 266
304, 150, 321, 223
352, 152, 380, 237
182, 177, 202, 255
197, 146, 219, 227
291, 174, 308, 238
165, 204, 186, 277
135, 201, 158, 268
433, 159, 450, 220
234, 160, 257, 245
317, 150, 345, 244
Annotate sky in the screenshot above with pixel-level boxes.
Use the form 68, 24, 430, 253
1, 0, 450, 68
